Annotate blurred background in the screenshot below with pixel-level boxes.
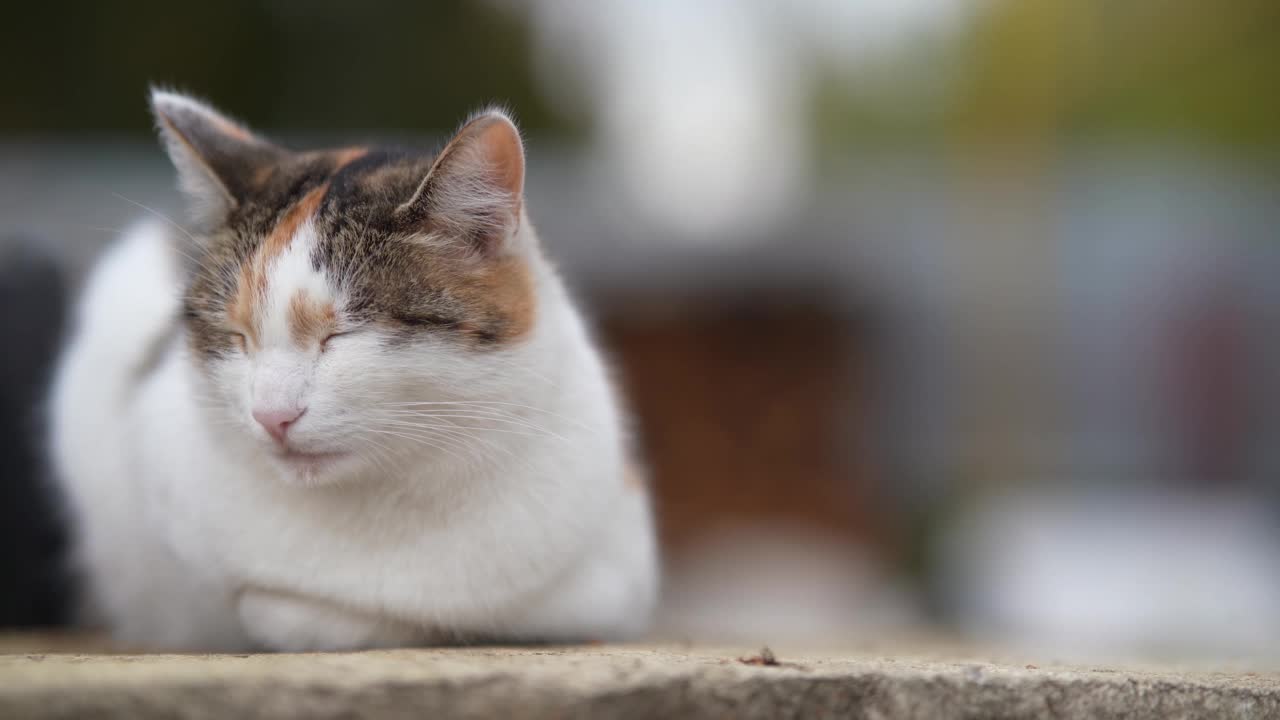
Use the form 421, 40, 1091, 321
1, 0, 1277, 660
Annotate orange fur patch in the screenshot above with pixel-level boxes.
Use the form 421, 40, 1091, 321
447, 254, 536, 344
252, 164, 276, 188
211, 114, 254, 142
228, 270, 259, 347
331, 147, 368, 171
228, 183, 330, 345
288, 290, 337, 348
262, 183, 328, 262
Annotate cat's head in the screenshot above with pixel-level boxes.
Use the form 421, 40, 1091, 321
151, 90, 545, 485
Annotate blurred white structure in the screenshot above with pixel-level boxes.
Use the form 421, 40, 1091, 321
510, 0, 973, 239
657, 526, 919, 644
939, 488, 1280, 660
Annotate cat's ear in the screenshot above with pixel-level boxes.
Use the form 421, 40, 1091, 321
149, 89, 286, 223
396, 108, 525, 255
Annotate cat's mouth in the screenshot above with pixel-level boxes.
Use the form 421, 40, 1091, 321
275, 447, 348, 470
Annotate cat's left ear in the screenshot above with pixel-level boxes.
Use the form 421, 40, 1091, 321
396, 108, 525, 255
150, 89, 287, 224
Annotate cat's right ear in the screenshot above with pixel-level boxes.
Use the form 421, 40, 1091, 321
149, 89, 286, 224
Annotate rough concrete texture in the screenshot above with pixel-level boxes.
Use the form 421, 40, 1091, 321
0, 638, 1276, 719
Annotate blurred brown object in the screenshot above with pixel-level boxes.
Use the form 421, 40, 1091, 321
599, 295, 884, 557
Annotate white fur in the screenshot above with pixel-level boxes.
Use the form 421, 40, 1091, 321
50, 211, 659, 651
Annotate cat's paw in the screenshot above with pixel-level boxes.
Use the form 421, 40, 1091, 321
236, 589, 424, 652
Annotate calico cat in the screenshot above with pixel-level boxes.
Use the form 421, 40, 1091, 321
49, 90, 657, 651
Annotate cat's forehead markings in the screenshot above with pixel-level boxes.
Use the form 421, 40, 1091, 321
261, 219, 335, 349
229, 183, 336, 349
262, 183, 328, 261
289, 288, 337, 348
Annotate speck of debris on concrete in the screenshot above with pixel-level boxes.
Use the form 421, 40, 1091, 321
738, 646, 780, 667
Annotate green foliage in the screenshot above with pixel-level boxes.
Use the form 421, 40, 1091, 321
948, 0, 1280, 151
811, 0, 1280, 156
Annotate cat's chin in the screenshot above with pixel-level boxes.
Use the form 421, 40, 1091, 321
269, 448, 356, 487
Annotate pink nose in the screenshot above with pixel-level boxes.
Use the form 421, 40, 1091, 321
253, 407, 305, 444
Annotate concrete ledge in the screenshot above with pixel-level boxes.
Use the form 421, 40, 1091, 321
1, 639, 1276, 719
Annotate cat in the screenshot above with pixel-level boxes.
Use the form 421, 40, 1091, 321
48, 90, 658, 651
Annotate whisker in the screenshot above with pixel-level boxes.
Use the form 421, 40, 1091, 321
361, 427, 473, 466
378, 412, 567, 439
111, 193, 198, 245
378, 400, 597, 434
375, 417, 552, 442
377, 410, 573, 441
370, 421, 511, 466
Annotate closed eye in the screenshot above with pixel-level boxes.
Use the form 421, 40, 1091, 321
229, 332, 247, 352
320, 331, 350, 352
390, 312, 458, 328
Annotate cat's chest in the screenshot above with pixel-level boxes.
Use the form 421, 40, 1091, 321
175, 464, 460, 579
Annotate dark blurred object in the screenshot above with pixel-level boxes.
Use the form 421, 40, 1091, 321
0, 241, 71, 628
601, 296, 885, 553
600, 296, 920, 641
1166, 278, 1252, 485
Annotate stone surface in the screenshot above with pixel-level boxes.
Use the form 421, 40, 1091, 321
0, 635, 1277, 719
